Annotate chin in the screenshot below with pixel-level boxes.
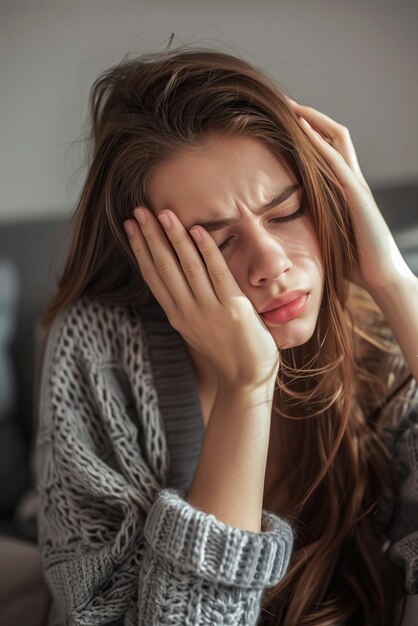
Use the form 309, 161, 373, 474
273, 320, 316, 350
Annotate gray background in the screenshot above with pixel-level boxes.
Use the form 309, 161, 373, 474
1, 0, 417, 224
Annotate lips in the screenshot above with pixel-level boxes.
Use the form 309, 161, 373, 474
259, 290, 308, 313
260, 293, 310, 324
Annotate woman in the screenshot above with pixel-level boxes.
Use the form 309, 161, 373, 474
35, 46, 418, 625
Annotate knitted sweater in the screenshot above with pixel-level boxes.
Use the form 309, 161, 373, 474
35, 296, 418, 626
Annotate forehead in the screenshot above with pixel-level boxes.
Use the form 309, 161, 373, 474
145, 135, 297, 221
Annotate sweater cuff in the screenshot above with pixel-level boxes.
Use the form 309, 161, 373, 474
143, 487, 293, 589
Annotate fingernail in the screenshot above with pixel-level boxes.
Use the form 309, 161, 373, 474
158, 212, 172, 229
190, 227, 202, 243
134, 207, 147, 225
124, 220, 135, 237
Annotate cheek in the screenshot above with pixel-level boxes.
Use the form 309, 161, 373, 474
225, 258, 241, 285
284, 234, 324, 278
304, 241, 324, 274
299, 224, 323, 275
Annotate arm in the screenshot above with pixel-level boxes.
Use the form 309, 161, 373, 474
124, 190, 286, 534
140, 380, 293, 624
287, 99, 418, 386
369, 272, 418, 387
36, 301, 293, 626
186, 379, 275, 532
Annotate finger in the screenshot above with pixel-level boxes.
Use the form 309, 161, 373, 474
287, 95, 368, 187
291, 101, 341, 138
295, 105, 363, 176
155, 208, 244, 305
154, 209, 225, 307
124, 216, 180, 314
286, 97, 334, 144
298, 117, 360, 190
287, 97, 355, 163
187, 224, 244, 304
132, 206, 208, 312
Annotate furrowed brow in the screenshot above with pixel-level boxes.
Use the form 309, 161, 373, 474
191, 184, 301, 232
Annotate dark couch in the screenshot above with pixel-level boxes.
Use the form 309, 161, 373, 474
0, 180, 417, 543
0, 218, 70, 541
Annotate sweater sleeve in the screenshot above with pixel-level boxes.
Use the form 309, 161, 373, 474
35, 304, 294, 626
140, 489, 292, 625
377, 377, 418, 626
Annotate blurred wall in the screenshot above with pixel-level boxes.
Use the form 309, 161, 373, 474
0, 0, 417, 224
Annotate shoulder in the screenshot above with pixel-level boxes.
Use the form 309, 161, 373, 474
37, 296, 168, 483
44, 295, 148, 369
379, 373, 418, 445
379, 378, 418, 595
381, 375, 418, 472
38, 296, 155, 424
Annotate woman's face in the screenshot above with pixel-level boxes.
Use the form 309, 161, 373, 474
146, 135, 324, 350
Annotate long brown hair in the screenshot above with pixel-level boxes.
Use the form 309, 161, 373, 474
41, 44, 411, 624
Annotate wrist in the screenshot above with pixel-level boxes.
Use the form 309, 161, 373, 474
364, 264, 416, 298
216, 375, 276, 407
367, 270, 418, 304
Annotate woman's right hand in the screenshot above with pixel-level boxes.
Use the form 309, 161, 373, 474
123, 206, 280, 390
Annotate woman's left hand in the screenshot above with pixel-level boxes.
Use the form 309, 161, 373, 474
287, 97, 412, 294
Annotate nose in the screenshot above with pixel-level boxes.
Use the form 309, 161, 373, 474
247, 230, 293, 285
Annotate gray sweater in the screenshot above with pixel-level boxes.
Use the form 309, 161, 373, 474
35, 296, 418, 625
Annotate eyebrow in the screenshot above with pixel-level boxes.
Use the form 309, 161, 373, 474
190, 184, 301, 232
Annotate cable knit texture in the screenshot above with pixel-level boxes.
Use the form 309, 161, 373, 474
35, 297, 294, 626
35, 296, 418, 625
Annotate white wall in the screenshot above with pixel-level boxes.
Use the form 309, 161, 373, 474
1, 0, 417, 223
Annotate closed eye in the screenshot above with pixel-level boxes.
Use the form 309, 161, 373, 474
217, 204, 306, 252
